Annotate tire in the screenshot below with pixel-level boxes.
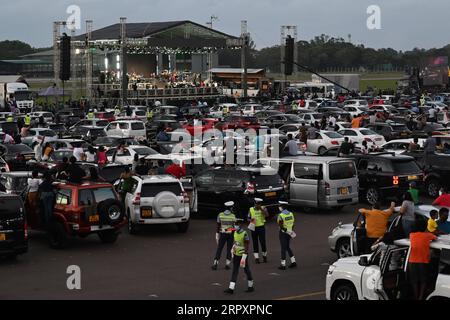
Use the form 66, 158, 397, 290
127, 212, 138, 235
426, 179, 441, 198
318, 146, 327, 155
98, 230, 119, 244
47, 221, 69, 249
336, 238, 352, 259
176, 221, 190, 233
331, 283, 358, 301
98, 199, 124, 226
365, 187, 380, 205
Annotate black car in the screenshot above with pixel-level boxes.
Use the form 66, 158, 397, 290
0, 144, 35, 171
0, 194, 28, 258
347, 153, 424, 205
0, 121, 19, 136
403, 152, 450, 198
365, 123, 412, 141
194, 166, 286, 218
254, 110, 282, 121
262, 114, 303, 129
92, 136, 140, 148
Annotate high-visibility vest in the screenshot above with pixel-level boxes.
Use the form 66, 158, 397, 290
279, 211, 295, 232
249, 207, 266, 227
87, 112, 94, 119
6, 116, 13, 122
24, 115, 31, 126
218, 211, 236, 233
233, 229, 247, 257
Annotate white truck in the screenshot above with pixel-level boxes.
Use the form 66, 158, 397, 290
0, 82, 34, 112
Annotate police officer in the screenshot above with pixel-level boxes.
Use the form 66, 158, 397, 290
114, 105, 121, 117
146, 107, 153, 122
248, 198, 269, 263
212, 201, 237, 271
224, 218, 254, 294
277, 201, 297, 270
87, 109, 94, 119
6, 114, 14, 122
24, 114, 31, 127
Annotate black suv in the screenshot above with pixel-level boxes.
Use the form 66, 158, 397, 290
194, 166, 286, 217
348, 153, 423, 204
0, 194, 28, 258
403, 152, 450, 198
365, 123, 412, 141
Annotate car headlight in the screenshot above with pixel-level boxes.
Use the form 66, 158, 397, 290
331, 222, 343, 235
327, 265, 336, 275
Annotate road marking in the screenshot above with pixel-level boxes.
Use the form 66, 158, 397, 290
148, 294, 159, 298
268, 273, 280, 276
321, 263, 330, 266
211, 283, 222, 286
276, 291, 326, 300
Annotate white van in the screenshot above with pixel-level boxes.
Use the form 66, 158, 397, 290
263, 156, 359, 210
242, 104, 264, 116
105, 120, 146, 139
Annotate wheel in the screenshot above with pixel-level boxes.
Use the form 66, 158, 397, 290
176, 221, 190, 233
318, 146, 327, 155
127, 212, 138, 235
336, 238, 352, 259
365, 187, 380, 205
47, 221, 69, 249
98, 230, 119, 244
426, 179, 441, 198
98, 199, 124, 226
332, 283, 358, 301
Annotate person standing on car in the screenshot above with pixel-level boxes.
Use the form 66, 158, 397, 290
277, 201, 297, 270
38, 172, 55, 226
437, 207, 450, 235
399, 192, 416, 237
212, 201, 237, 271
97, 146, 108, 166
85, 146, 97, 163
119, 167, 133, 203
408, 219, 437, 300
224, 218, 254, 294
432, 187, 450, 207
358, 202, 396, 252
248, 198, 269, 264
67, 156, 85, 184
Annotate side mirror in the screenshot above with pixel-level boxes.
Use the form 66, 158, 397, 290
358, 256, 370, 267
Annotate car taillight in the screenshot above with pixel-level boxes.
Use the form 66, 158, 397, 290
133, 192, 141, 205
246, 182, 255, 194
393, 176, 399, 186
331, 140, 339, 145
325, 182, 331, 195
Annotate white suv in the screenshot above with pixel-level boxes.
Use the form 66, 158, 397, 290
120, 175, 190, 234
326, 236, 450, 300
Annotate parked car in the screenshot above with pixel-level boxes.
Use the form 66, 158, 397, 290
306, 131, 345, 155
263, 156, 359, 211
105, 120, 146, 139
194, 166, 286, 217
326, 234, 450, 300
365, 123, 412, 141
262, 114, 302, 129
0, 193, 28, 258
118, 175, 191, 234
338, 128, 386, 148
106, 145, 159, 165
0, 144, 34, 170
70, 119, 110, 130
27, 181, 126, 248
347, 153, 423, 204
380, 139, 425, 155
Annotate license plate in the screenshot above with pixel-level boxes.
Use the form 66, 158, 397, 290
408, 176, 419, 181
265, 192, 277, 197
141, 209, 153, 218
340, 187, 349, 195
0, 233, 5, 241
89, 215, 100, 223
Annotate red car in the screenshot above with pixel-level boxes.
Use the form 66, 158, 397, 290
222, 115, 261, 130
94, 111, 116, 122
27, 181, 126, 248
183, 118, 219, 136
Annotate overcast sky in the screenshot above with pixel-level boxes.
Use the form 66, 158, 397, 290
2, 0, 449, 50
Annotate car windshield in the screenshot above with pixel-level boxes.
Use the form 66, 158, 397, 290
329, 161, 357, 180
285, 115, 301, 121
0, 197, 23, 218
133, 147, 158, 156
141, 183, 182, 197
93, 188, 116, 203
51, 150, 73, 162
392, 125, 407, 131
6, 144, 33, 153
324, 132, 343, 139
390, 160, 421, 175
360, 129, 377, 136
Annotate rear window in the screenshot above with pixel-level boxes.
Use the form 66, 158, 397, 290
119, 123, 129, 129
135, 111, 146, 116
360, 129, 377, 136
99, 166, 129, 182
242, 117, 258, 123
390, 161, 421, 175
252, 174, 283, 188
392, 125, 407, 131
141, 183, 182, 197
324, 132, 343, 139
0, 197, 23, 218
133, 147, 158, 156
329, 162, 357, 180
294, 163, 320, 180
7, 144, 33, 153
131, 122, 145, 130
93, 188, 116, 203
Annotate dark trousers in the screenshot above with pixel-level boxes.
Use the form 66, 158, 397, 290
251, 226, 267, 254
230, 255, 253, 283
40, 192, 54, 225
215, 233, 233, 261
279, 231, 294, 260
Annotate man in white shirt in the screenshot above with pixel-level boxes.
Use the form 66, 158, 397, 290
73, 146, 85, 162
3, 133, 14, 144
329, 115, 337, 127
283, 134, 299, 156
428, 107, 437, 122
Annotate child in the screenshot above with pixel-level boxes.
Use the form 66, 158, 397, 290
427, 210, 438, 234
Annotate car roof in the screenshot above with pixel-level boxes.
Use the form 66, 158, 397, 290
351, 153, 414, 160
139, 175, 180, 183
270, 156, 354, 164
57, 181, 113, 188
395, 235, 450, 250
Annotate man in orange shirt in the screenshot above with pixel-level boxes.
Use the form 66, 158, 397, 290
358, 201, 396, 252
351, 114, 363, 128
408, 219, 437, 300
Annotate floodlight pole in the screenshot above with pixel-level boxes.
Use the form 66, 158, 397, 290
241, 20, 248, 98
120, 17, 128, 107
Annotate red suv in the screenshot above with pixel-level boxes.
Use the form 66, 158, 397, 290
27, 182, 126, 248
222, 115, 261, 130
94, 111, 116, 122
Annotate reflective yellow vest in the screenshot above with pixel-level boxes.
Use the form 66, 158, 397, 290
233, 229, 247, 257
279, 211, 295, 232
24, 115, 31, 126
249, 207, 266, 227
6, 116, 13, 122
218, 211, 237, 233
